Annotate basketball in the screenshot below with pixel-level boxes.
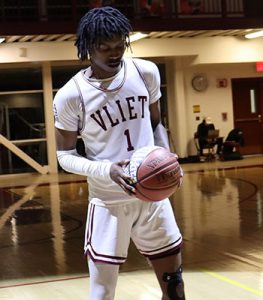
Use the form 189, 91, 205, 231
124, 146, 183, 201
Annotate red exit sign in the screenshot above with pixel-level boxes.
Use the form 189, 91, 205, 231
256, 62, 263, 72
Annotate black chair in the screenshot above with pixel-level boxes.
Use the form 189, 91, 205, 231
194, 132, 217, 161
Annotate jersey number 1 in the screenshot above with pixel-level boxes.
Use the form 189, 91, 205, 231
124, 129, 134, 151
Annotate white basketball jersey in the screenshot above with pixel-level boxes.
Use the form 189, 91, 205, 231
54, 58, 161, 205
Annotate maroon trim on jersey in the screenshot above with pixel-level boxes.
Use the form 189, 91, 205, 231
139, 236, 183, 260
146, 244, 182, 261
132, 59, 150, 97
85, 249, 125, 265
86, 203, 95, 245
81, 61, 127, 93
73, 76, 86, 133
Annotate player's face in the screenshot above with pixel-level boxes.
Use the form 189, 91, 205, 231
90, 35, 126, 78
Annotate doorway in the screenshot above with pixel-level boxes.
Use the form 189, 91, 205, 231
231, 78, 263, 155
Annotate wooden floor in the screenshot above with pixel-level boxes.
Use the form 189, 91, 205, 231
0, 155, 263, 299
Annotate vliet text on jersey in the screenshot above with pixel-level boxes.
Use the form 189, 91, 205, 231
90, 96, 148, 131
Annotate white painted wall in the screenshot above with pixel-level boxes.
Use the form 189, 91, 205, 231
1, 36, 263, 64
1, 35, 263, 160
182, 62, 263, 156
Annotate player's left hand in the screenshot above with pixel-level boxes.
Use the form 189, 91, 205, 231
109, 160, 136, 195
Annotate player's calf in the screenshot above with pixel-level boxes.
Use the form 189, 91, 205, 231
162, 266, 185, 300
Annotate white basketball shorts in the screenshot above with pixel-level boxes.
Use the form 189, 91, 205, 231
84, 199, 183, 264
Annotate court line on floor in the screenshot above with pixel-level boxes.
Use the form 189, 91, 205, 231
204, 270, 263, 296
184, 163, 263, 174
0, 275, 89, 289
224, 252, 263, 269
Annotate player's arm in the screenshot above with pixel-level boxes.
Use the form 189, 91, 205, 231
150, 101, 170, 149
56, 128, 78, 150
149, 100, 161, 130
55, 127, 114, 180
55, 127, 135, 194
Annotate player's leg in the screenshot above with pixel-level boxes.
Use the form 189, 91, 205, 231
88, 258, 119, 300
131, 199, 185, 300
150, 252, 185, 300
84, 202, 133, 299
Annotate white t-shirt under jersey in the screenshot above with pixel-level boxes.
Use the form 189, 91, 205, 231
53, 57, 161, 205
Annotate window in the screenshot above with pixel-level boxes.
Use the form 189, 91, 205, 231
0, 65, 46, 174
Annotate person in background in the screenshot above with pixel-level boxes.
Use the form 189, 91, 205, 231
53, 6, 185, 300
197, 116, 222, 156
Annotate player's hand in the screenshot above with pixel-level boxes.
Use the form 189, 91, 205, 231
109, 160, 136, 195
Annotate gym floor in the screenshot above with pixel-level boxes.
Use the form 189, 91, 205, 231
0, 155, 263, 299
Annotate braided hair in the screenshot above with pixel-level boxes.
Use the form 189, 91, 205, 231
75, 6, 132, 61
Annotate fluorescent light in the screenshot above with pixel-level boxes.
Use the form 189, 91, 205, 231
0, 37, 5, 43
130, 32, 148, 43
245, 30, 263, 39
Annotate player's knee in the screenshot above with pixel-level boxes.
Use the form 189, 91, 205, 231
162, 266, 185, 300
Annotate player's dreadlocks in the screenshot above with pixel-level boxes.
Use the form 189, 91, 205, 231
75, 6, 132, 61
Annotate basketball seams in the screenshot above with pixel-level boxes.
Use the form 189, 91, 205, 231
137, 158, 179, 183
135, 184, 179, 201
135, 190, 152, 201
136, 165, 182, 192
138, 178, 181, 191
124, 146, 183, 201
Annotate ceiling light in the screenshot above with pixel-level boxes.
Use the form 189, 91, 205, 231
245, 30, 263, 39
0, 37, 5, 43
130, 32, 148, 43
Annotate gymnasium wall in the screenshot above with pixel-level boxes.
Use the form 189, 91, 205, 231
1, 36, 263, 159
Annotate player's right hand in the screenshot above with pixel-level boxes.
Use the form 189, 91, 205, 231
109, 160, 136, 195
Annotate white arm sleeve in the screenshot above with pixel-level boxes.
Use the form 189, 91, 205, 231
154, 123, 170, 150
57, 149, 112, 180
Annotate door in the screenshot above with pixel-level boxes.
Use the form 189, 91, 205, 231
232, 78, 263, 155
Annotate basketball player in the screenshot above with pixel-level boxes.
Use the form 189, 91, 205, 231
53, 6, 185, 300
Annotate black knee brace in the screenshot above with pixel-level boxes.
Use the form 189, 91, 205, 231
162, 266, 185, 300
